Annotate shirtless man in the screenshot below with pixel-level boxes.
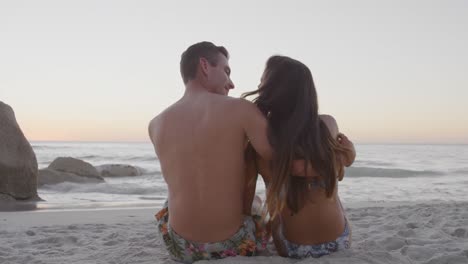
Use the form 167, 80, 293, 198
149, 42, 272, 262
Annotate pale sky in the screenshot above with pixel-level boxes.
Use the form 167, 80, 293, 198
1, 0, 467, 143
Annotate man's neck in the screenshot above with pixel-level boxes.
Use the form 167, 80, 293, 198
184, 81, 211, 96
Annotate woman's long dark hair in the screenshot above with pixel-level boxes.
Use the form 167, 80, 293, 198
243, 56, 347, 219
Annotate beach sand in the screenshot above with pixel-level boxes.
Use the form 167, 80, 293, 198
1, 202, 467, 264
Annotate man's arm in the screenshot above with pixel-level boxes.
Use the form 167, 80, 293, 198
291, 114, 356, 176
257, 156, 272, 186
243, 145, 258, 215
148, 120, 154, 144
338, 133, 356, 167
320, 114, 339, 138
320, 115, 355, 166
271, 216, 287, 257
148, 116, 160, 144
148, 116, 163, 158
239, 99, 273, 161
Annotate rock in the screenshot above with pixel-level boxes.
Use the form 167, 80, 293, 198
38, 168, 104, 186
48, 157, 100, 179
96, 164, 143, 177
0, 193, 15, 202
0, 101, 39, 200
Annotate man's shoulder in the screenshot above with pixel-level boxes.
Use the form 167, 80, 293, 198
148, 105, 176, 136
149, 114, 161, 129
319, 114, 339, 137
217, 96, 256, 111
150, 108, 167, 126
148, 114, 163, 141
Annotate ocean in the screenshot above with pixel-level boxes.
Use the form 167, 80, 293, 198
31, 142, 468, 210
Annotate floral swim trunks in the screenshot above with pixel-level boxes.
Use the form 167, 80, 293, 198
155, 201, 269, 263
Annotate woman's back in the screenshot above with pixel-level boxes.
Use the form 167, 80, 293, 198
279, 115, 347, 244
257, 114, 354, 257
280, 183, 345, 244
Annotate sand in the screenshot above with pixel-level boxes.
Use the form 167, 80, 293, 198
1, 202, 467, 264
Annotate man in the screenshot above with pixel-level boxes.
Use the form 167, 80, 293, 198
149, 42, 272, 262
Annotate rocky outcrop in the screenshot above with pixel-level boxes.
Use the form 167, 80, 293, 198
0, 193, 16, 202
48, 157, 100, 179
38, 168, 104, 186
37, 158, 144, 186
95, 164, 143, 177
0, 101, 39, 200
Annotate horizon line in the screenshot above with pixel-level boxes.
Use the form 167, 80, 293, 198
29, 140, 468, 146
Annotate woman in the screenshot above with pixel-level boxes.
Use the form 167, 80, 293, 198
242, 56, 356, 258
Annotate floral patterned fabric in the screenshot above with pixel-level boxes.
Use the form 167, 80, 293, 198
277, 218, 351, 259
155, 201, 269, 263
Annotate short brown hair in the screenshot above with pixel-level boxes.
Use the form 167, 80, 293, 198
180, 41, 229, 84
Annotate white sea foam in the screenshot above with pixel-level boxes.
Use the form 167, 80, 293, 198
345, 166, 442, 178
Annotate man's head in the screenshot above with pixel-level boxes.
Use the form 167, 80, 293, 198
180, 41, 235, 95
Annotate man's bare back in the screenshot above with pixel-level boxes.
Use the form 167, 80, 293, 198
149, 44, 271, 243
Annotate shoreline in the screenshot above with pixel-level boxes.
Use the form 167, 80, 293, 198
0, 200, 163, 213
0, 198, 464, 213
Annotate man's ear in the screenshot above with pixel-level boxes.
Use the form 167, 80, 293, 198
199, 57, 209, 77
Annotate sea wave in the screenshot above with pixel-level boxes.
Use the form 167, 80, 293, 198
31, 145, 72, 150
125, 156, 158, 162
142, 170, 162, 176
139, 196, 166, 201
452, 169, 468, 175
40, 182, 166, 195
76, 155, 100, 159
355, 160, 394, 167
70, 155, 158, 163
345, 166, 443, 178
